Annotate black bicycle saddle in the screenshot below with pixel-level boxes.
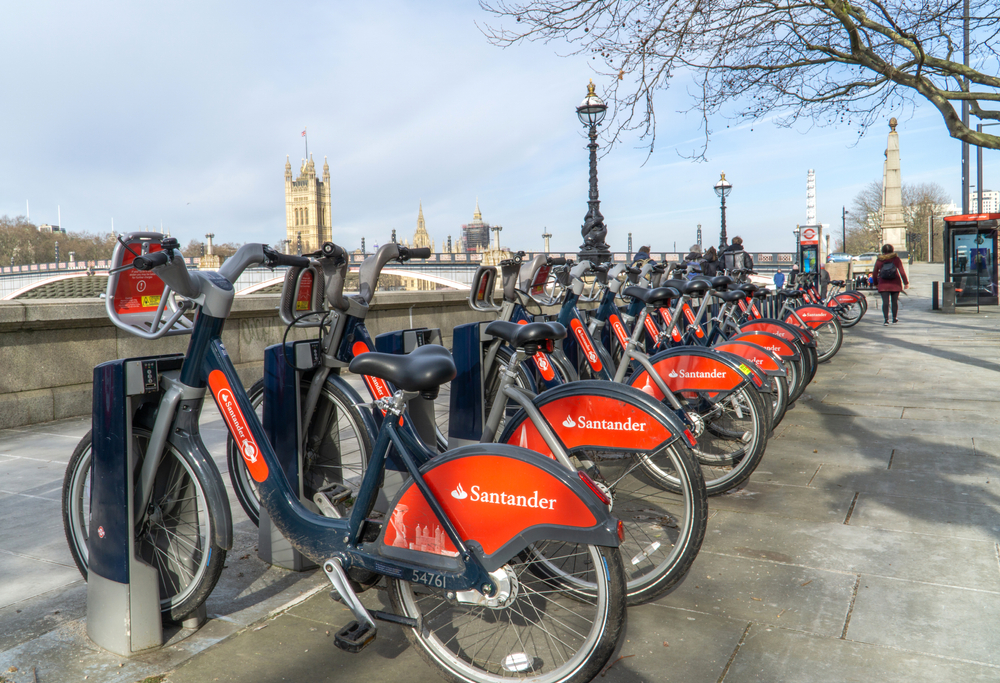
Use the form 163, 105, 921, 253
623, 286, 677, 306
485, 320, 566, 348
348, 344, 456, 393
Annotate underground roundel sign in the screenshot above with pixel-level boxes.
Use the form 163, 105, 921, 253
800, 226, 819, 245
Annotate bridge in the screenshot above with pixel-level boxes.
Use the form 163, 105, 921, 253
0, 251, 795, 300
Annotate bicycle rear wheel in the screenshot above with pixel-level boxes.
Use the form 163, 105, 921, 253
62, 430, 226, 622
682, 385, 770, 495
388, 542, 626, 683
811, 319, 843, 363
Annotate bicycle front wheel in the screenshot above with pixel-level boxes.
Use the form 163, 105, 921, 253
62, 430, 226, 622
388, 542, 626, 683
227, 377, 372, 526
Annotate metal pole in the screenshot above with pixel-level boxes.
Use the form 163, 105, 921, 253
962, 0, 970, 214
977, 123, 984, 213
842, 207, 847, 252
719, 192, 728, 249
928, 216, 933, 262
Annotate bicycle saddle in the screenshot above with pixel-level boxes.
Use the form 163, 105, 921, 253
707, 275, 734, 290
830, 279, 845, 286
679, 280, 709, 296
623, 286, 677, 306
349, 344, 456, 393
485, 320, 566, 348
661, 278, 688, 291
737, 283, 759, 293
783, 290, 805, 299
715, 289, 746, 303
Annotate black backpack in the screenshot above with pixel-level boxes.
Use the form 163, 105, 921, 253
878, 259, 898, 281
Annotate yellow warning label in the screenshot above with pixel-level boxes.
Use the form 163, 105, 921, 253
141, 295, 161, 308
296, 300, 309, 310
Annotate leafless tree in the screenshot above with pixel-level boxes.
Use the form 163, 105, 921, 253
482, 0, 1000, 155
845, 180, 951, 255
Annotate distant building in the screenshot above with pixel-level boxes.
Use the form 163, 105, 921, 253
285, 155, 332, 253
38, 224, 65, 234
412, 202, 435, 252
970, 190, 1000, 214
460, 200, 491, 252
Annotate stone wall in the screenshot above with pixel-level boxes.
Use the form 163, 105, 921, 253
0, 290, 492, 429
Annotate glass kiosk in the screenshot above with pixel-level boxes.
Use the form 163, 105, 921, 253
943, 214, 998, 306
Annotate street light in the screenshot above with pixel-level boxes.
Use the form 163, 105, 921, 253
714, 172, 732, 249
577, 80, 610, 263
491, 224, 503, 251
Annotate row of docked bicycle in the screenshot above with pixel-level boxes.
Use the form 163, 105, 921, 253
60, 236, 864, 683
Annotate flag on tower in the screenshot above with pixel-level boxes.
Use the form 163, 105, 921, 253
301, 129, 306, 137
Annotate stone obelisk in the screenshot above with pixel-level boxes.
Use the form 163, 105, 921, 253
881, 118, 907, 248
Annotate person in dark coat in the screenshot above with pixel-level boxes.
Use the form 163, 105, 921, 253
871, 243, 909, 325
632, 245, 652, 265
701, 246, 721, 276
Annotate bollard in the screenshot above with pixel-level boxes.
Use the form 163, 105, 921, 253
941, 281, 956, 313
932, 281, 939, 310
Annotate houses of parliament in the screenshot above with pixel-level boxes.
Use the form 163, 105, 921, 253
284, 154, 495, 259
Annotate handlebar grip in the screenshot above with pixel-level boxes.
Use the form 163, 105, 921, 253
407, 247, 431, 259
133, 251, 171, 270
263, 245, 311, 268
320, 242, 348, 261
548, 257, 567, 266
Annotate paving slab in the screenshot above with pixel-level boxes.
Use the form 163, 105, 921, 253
711, 480, 856, 524
0, 494, 75, 564
847, 574, 1000, 666
809, 460, 1000, 505
707, 510, 1000, 591
848, 491, 1000, 543
725, 624, 1000, 682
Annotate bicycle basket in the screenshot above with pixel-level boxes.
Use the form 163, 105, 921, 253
278, 263, 326, 327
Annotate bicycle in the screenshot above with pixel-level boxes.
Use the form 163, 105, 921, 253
63, 233, 628, 683
238, 243, 708, 605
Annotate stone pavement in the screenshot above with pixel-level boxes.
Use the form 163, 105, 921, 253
1, 262, 999, 683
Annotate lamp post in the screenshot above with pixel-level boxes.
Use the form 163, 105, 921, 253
792, 225, 801, 278
577, 80, 610, 263
542, 229, 552, 253
842, 207, 849, 253
714, 172, 732, 249
492, 224, 503, 251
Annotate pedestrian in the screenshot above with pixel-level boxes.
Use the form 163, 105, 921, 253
701, 246, 721, 276
773, 267, 785, 289
871, 243, 909, 325
818, 265, 831, 299
721, 236, 753, 272
682, 244, 703, 278
633, 244, 652, 265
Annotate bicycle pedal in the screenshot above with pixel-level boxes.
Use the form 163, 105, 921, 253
334, 620, 377, 653
313, 492, 341, 518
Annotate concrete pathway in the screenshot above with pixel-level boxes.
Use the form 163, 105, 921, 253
1, 262, 999, 683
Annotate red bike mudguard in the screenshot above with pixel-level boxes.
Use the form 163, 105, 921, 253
495, 381, 685, 458
625, 347, 755, 402
378, 444, 620, 572
828, 292, 864, 308
740, 319, 814, 348
729, 330, 801, 362
713, 341, 787, 377
784, 304, 836, 330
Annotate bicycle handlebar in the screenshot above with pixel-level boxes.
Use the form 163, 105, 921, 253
262, 245, 311, 269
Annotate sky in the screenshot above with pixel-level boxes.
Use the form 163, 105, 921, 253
1, 0, 996, 255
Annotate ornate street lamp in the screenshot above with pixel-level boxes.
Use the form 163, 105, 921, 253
577, 80, 610, 263
714, 172, 732, 249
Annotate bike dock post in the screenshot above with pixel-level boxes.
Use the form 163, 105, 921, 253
257, 340, 319, 570
86, 355, 184, 655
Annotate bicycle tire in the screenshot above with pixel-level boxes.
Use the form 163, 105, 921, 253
678, 385, 770, 495
768, 374, 790, 429
500, 406, 708, 604
62, 429, 227, 622
834, 300, 865, 328
812, 319, 844, 363
387, 542, 626, 683
227, 377, 372, 526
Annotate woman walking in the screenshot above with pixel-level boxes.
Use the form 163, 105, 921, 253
871, 244, 909, 325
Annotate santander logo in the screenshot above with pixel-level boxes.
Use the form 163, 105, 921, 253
561, 413, 646, 432
450, 482, 559, 510
570, 319, 601, 369
669, 368, 728, 379
209, 370, 267, 482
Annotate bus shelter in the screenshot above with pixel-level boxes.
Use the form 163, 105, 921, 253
943, 213, 998, 306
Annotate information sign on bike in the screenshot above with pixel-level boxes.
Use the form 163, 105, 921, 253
113, 243, 166, 315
